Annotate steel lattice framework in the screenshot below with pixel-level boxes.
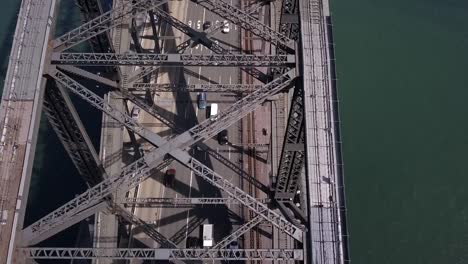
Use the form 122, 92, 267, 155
193, 0, 295, 51
50, 53, 295, 67
22, 248, 303, 261
129, 83, 262, 93
53, 0, 167, 51
121, 197, 270, 206
22, 69, 303, 243
0, 0, 348, 262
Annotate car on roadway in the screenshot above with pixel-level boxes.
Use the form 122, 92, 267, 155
203, 21, 212, 30
221, 20, 230, 33
131, 106, 140, 121
217, 129, 228, 145
164, 168, 176, 188
186, 236, 200, 248
197, 92, 207, 109
228, 241, 239, 249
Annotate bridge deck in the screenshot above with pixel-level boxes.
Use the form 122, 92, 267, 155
300, 0, 349, 263
0, 0, 55, 262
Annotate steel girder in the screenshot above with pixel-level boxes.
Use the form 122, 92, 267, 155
50, 53, 295, 67
126, 66, 160, 84
275, 84, 305, 199
189, 158, 303, 240
153, 7, 227, 54
53, 0, 167, 51
24, 202, 108, 246
274, 83, 306, 224
42, 81, 105, 186
23, 69, 303, 242
211, 215, 263, 249
176, 0, 265, 51
193, 0, 295, 52
75, 0, 113, 53
279, 0, 300, 41
271, 0, 300, 76
22, 248, 303, 260
121, 197, 270, 207
128, 83, 262, 93
153, 4, 271, 83
113, 205, 177, 248
57, 65, 119, 88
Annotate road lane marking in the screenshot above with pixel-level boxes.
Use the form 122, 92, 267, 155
229, 75, 232, 84
228, 146, 231, 160
198, 67, 202, 81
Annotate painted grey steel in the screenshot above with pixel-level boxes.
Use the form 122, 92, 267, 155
193, 0, 295, 51
24, 202, 108, 246
50, 53, 295, 67
129, 83, 262, 93
113, 205, 177, 248
189, 158, 303, 240
52, 0, 167, 51
57, 65, 119, 88
126, 66, 160, 84
211, 215, 263, 249
75, 0, 113, 53
22, 69, 302, 243
121, 197, 270, 206
152, 7, 227, 54
42, 81, 105, 186
274, 83, 306, 223
22, 248, 303, 260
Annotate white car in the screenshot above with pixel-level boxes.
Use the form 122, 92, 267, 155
131, 106, 141, 120
221, 20, 230, 33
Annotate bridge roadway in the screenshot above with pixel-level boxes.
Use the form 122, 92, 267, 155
0, 0, 55, 263
0, 0, 349, 263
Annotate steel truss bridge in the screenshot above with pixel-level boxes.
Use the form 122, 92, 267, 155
0, 0, 350, 263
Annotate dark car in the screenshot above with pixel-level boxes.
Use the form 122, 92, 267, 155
203, 21, 212, 30
197, 92, 207, 109
186, 236, 200, 248
217, 130, 228, 145
164, 169, 176, 188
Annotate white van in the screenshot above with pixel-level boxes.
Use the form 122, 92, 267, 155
210, 103, 218, 119
202, 224, 213, 247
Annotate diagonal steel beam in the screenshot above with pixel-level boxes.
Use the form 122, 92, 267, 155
189, 158, 303, 240
211, 215, 263, 249
23, 202, 108, 246
53, 0, 167, 51
22, 69, 302, 242
43, 80, 106, 186
57, 65, 119, 88
152, 7, 271, 83
50, 53, 295, 67
193, 0, 295, 52
126, 66, 160, 84
22, 248, 304, 260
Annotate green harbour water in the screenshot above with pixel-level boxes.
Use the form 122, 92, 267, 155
0, 0, 467, 262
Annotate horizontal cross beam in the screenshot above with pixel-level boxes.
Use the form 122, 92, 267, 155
128, 83, 262, 93
50, 53, 296, 67
22, 248, 303, 261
